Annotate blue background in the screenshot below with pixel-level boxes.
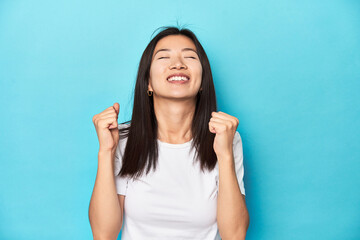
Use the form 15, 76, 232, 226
1, 0, 359, 239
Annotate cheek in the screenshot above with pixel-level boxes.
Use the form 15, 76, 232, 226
194, 63, 202, 80
150, 62, 167, 77
194, 61, 202, 73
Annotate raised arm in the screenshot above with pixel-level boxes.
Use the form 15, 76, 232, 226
88, 103, 123, 240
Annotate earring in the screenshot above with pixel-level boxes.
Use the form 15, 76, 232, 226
147, 90, 153, 96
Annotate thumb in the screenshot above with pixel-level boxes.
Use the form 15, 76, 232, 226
113, 102, 120, 115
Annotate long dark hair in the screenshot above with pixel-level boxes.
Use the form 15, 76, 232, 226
118, 26, 217, 179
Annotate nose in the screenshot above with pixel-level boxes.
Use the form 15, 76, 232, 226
169, 56, 187, 70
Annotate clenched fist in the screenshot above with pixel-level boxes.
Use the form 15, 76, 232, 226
92, 103, 120, 153
208, 111, 239, 160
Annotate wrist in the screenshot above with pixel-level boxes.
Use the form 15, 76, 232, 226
98, 149, 115, 158
217, 153, 235, 167
216, 152, 233, 161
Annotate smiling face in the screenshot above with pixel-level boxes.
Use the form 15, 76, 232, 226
148, 34, 203, 100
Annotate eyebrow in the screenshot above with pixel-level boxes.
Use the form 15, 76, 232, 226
153, 48, 198, 57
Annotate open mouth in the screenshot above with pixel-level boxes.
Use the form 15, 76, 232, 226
167, 76, 190, 83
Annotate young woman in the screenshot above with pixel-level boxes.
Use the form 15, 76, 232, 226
89, 26, 249, 240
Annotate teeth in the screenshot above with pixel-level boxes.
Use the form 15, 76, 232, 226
167, 76, 189, 81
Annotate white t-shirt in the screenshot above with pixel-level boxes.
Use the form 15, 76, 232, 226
114, 123, 246, 240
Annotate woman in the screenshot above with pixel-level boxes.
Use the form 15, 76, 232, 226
89, 26, 249, 240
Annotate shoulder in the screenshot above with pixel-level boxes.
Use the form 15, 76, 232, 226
117, 122, 131, 130
233, 131, 242, 146
233, 131, 243, 159
115, 123, 131, 160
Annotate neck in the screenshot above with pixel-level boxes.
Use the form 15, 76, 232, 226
153, 96, 196, 144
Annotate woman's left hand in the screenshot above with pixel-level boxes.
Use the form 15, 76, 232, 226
208, 111, 239, 160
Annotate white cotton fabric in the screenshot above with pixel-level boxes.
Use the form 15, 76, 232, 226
113, 123, 246, 240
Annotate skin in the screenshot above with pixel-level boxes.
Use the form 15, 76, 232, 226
90, 34, 249, 239
148, 34, 249, 238
148, 34, 202, 143
147, 34, 240, 158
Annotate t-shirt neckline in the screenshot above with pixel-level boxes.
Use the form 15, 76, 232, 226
157, 138, 193, 149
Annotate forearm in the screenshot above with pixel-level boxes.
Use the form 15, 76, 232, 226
217, 154, 249, 240
88, 150, 122, 240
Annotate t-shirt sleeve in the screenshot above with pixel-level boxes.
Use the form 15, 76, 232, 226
233, 131, 246, 196
113, 127, 129, 196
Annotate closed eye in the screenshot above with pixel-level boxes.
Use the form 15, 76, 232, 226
158, 56, 196, 59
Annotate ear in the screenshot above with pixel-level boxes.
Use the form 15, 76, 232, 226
148, 78, 153, 91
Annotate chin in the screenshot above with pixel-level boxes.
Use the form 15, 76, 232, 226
170, 95, 198, 100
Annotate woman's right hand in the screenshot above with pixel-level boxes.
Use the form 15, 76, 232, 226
92, 103, 120, 153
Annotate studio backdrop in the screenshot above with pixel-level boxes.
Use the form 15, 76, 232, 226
0, 0, 359, 239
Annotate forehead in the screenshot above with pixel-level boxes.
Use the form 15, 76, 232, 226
154, 35, 196, 52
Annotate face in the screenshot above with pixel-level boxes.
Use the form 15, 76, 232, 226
148, 35, 202, 100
